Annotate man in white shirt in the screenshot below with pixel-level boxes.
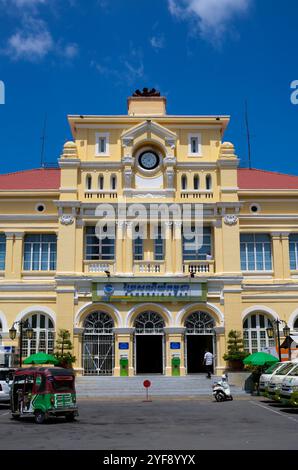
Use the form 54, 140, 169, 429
203, 350, 214, 378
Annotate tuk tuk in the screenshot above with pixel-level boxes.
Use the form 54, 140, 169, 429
10, 367, 78, 424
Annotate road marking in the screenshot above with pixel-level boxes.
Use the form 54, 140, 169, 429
249, 400, 298, 424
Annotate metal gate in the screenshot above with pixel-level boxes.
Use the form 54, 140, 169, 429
82, 312, 115, 376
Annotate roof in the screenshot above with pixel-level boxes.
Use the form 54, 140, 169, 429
0, 168, 60, 190
238, 168, 298, 190
0, 167, 298, 191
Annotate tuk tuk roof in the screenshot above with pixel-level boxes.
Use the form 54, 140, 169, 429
14, 367, 75, 377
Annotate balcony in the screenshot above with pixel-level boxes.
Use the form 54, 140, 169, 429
180, 190, 213, 200
84, 190, 118, 200
183, 260, 214, 275
84, 260, 115, 274
133, 260, 165, 275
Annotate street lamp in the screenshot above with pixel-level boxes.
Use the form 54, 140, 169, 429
9, 321, 34, 367
266, 320, 290, 362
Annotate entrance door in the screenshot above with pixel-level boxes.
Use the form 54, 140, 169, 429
186, 335, 213, 373
136, 335, 163, 374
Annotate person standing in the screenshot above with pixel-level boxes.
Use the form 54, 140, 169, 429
203, 349, 214, 378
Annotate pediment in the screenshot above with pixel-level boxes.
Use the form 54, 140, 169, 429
121, 120, 177, 147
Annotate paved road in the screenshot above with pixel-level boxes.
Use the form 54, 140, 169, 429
0, 397, 297, 450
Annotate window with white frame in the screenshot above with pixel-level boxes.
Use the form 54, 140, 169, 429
85, 226, 115, 260
23, 234, 57, 271
188, 133, 202, 156
22, 313, 55, 357
289, 234, 298, 270
0, 234, 6, 270
133, 236, 144, 261
243, 314, 275, 353
240, 233, 272, 271
154, 225, 164, 261
183, 226, 212, 261
95, 132, 109, 156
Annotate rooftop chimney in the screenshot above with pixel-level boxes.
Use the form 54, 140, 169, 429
127, 88, 167, 116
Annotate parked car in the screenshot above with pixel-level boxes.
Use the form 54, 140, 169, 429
259, 362, 290, 395
0, 368, 15, 403
280, 363, 298, 406
267, 361, 298, 401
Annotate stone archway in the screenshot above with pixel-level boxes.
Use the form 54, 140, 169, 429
134, 311, 165, 374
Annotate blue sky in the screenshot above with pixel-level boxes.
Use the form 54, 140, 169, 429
0, 0, 298, 175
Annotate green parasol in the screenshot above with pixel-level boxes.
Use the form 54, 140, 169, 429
243, 351, 279, 366
23, 352, 59, 365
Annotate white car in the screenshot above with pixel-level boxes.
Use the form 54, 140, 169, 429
280, 364, 298, 406
267, 361, 298, 401
0, 369, 15, 403
259, 362, 288, 393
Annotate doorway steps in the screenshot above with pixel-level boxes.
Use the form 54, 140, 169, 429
76, 375, 246, 398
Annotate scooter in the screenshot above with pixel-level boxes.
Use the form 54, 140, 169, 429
212, 374, 233, 402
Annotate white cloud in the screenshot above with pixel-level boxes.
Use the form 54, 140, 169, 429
150, 36, 165, 50
168, 0, 251, 43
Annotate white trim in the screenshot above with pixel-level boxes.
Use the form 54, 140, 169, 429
95, 132, 110, 157
241, 305, 279, 322
15, 306, 57, 325
176, 302, 224, 327
188, 133, 202, 157
0, 311, 8, 332
74, 302, 122, 328
125, 303, 173, 328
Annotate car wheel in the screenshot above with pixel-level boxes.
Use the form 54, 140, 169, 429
34, 411, 46, 424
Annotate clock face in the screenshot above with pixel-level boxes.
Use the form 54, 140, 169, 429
138, 151, 159, 170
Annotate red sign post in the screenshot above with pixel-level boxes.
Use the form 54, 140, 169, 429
143, 380, 152, 402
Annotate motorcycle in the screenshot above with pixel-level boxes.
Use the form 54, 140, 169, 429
213, 374, 233, 402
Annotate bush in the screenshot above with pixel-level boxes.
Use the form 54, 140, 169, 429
54, 329, 76, 369
223, 330, 249, 362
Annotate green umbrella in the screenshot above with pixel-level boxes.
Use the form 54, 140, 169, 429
23, 352, 59, 365
243, 351, 279, 366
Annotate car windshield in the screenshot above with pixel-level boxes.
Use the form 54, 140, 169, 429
288, 365, 298, 377
278, 363, 296, 375
265, 363, 281, 374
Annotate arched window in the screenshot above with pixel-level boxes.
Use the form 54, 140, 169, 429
243, 313, 275, 353
22, 313, 55, 357
98, 174, 104, 190
111, 174, 117, 190
86, 174, 92, 190
83, 312, 115, 375
134, 311, 165, 334
84, 311, 114, 333
206, 174, 212, 190
185, 311, 215, 334
181, 175, 187, 190
294, 318, 298, 331
193, 174, 200, 190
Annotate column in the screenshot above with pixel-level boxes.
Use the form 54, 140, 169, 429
173, 221, 183, 275
271, 232, 283, 280
115, 221, 125, 275
281, 232, 290, 280
5, 232, 24, 279
113, 328, 135, 377
124, 222, 133, 275
214, 327, 226, 374
164, 221, 173, 275
213, 220, 223, 274
73, 327, 84, 375
164, 328, 186, 377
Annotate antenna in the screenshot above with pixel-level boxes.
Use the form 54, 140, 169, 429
40, 113, 47, 168
244, 100, 252, 169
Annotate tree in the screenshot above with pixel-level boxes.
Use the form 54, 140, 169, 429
223, 330, 249, 362
54, 329, 76, 369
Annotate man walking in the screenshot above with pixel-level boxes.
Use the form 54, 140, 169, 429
203, 349, 214, 378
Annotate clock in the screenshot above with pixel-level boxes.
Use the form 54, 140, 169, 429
138, 151, 159, 170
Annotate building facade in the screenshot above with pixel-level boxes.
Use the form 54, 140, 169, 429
1, 89, 298, 375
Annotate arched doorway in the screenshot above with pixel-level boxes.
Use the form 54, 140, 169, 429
82, 311, 115, 375
134, 311, 165, 374
185, 311, 215, 373
22, 313, 55, 358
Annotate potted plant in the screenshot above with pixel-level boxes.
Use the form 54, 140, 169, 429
223, 330, 249, 370
54, 329, 76, 369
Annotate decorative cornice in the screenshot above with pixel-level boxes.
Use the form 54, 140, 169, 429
60, 215, 75, 225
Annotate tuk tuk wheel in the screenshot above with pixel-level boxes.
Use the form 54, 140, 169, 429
65, 412, 76, 422
34, 411, 46, 424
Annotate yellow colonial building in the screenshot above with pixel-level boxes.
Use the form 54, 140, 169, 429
1, 88, 298, 376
